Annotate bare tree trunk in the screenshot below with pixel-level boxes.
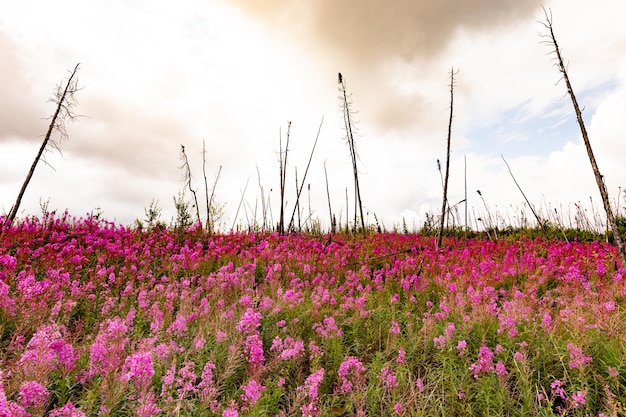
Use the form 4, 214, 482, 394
338, 72, 366, 239
7, 63, 80, 225
287, 117, 323, 232
179, 145, 201, 226
278, 123, 291, 235
501, 154, 546, 231
464, 155, 468, 236
541, 8, 625, 263
207, 165, 222, 235
202, 139, 211, 231
437, 67, 457, 248
324, 160, 334, 234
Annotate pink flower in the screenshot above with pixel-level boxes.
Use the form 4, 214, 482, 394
433, 335, 446, 350
136, 391, 161, 417
550, 379, 566, 399
244, 334, 265, 368
198, 362, 217, 403
240, 380, 265, 407
222, 407, 238, 417
176, 361, 198, 398
571, 390, 586, 407
379, 366, 398, 390
49, 402, 86, 417
445, 322, 455, 338
279, 337, 305, 361
390, 320, 401, 335
121, 351, 154, 389
469, 345, 494, 378
313, 316, 343, 338
541, 313, 552, 331
19, 381, 49, 407
236, 308, 261, 334
19, 380, 49, 408
608, 366, 619, 378
567, 343, 592, 369
393, 402, 406, 415
299, 368, 325, 401
396, 348, 407, 364
415, 378, 425, 392
495, 362, 508, 377
337, 357, 366, 394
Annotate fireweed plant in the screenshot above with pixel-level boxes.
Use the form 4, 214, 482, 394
0, 212, 625, 416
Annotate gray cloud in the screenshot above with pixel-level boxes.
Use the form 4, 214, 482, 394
228, 0, 541, 63
228, 0, 542, 134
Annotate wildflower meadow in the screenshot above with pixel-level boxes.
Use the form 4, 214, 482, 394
1, 212, 625, 416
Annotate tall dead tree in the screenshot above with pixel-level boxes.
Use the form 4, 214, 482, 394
437, 68, 457, 248
287, 117, 323, 233
7, 63, 81, 225
179, 145, 201, 225
338, 72, 366, 238
278, 122, 291, 234
541, 8, 625, 263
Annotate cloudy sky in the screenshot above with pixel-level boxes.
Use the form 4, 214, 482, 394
2, 0, 626, 231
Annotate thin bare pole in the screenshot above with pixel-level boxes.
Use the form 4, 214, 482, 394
231, 177, 250, 232
464, 155, 468, 234
324, 160, 334, 234
541, 7, 625, 263
278, 123, 291, 235
437, 67, 457, 248
207, 165, 222, 234
338, 72, 366, 238
202, 139, 211, 231
501, 154, 545, 230
287, 117, 324, 232
8, 63, 81, 224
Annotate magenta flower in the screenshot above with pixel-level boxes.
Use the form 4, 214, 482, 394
550, 379, 566, 399
433, 335, 446, 350
396, 348, 407, 364
379, 366, 399, 390
19, 380, 49, 408
393, 402, 406, 415
240, 380, 266, 408
222, 406, 238, 417
389, 320, 401, 335
299, 368, 325, 401
136, 391, 161, 417
571, 390, 586, 408
49, 401, 86, 417
495, 362, 508, 377
337, 356, 366, 394
456, 340, 467, 353
469, 345, 494, 378
244, 334, 265, 368
198, 362, 217, 403
313, 316, 343, 339
236, 308, 262, 334
567, 343, 592, 369
121, 351, 154, 389
415, 378, 425, 392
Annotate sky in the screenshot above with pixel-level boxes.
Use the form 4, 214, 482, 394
2, 0, 626, 232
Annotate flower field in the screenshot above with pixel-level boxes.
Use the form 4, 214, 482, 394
1, 213, 625, 416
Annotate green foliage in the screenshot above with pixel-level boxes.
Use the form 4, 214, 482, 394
173, 190, 193, 229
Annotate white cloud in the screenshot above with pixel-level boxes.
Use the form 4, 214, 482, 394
1, 0, 626, 231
